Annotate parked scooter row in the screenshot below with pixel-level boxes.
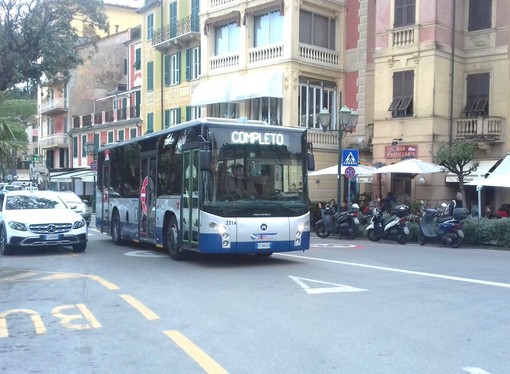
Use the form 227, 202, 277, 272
314, 201, 470, 248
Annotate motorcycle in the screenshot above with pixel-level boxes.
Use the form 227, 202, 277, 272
366, 205, 410, 244
315, 203, 360, 239
418, 207, 469, 248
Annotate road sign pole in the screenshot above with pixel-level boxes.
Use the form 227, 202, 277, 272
337, 131, 343, 206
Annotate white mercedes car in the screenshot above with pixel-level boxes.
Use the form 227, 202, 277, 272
0, 190, 88, 255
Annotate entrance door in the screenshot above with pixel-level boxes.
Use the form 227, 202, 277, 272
182, 149, 200, 247
139, 155, 157, 240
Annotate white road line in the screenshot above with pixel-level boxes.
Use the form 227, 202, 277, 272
462, 367, 492, 374
277, 253, 510, 289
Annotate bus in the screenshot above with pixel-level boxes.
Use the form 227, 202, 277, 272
95, 117, 315, 260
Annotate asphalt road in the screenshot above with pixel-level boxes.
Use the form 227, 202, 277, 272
1, 227, 509, 374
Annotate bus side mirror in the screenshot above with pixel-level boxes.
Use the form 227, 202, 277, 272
307, 153, 315, 171
200, 149, 211, 171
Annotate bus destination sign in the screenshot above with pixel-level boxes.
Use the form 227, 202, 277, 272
231, 131, 284, 145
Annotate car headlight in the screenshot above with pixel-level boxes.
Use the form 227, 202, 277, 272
8, 221, 28, 231
73, 219, 86, 229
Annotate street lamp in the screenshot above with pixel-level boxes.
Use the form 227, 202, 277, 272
84, 142, 97, 160
318, 105, 359, 206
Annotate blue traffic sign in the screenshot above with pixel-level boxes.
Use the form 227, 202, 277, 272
341, 149, 359, 166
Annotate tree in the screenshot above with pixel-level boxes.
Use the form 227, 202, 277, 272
0, 92, 34, 180
0, 0, 109, 92
432, 140, 479, 207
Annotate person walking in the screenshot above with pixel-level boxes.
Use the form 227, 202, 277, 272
382, 192, 395, 213
446, 192, 463, 216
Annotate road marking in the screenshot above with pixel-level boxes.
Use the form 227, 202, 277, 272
289, 276, 367, 294
463, 367, 492, 374
0, 271, 39, 282
311, 243, 358, 248
119, 294, 160, 320
278, 253, 510, 289
164, 330, 229, 374
125, 250, 168, 257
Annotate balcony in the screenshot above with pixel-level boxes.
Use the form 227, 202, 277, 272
210, 0, 236, 8
72, 106, 140, 128
392, 25, 417, 47
152, 15, 200, 51
455, 116, 505, 144
40, 98, 68, 115
307, 129, 339, 152
299, 43, 340, 68
39, 134, 68, 149
210, 52, 240, 71
248, 44, 284, 64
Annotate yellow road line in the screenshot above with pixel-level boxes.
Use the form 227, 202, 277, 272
119, 294, 160, 320
164, 330, 229, 374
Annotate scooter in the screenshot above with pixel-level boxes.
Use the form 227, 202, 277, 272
418, 207, 469, 248
366, 205, 410, 244
315, 203, 360, 239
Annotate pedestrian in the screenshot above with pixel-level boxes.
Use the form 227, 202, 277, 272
339, 200, 348, 212
329, 199, 337, 214
445, 192, 463, 216
382, 192, 395, 213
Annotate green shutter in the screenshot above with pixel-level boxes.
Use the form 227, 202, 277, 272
186, 106, 191, 121
164, 55, 170, 86
185, 49, 191, 81
73, 137, 78, 157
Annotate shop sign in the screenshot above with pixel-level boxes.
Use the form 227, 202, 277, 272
385, 144, 418, 159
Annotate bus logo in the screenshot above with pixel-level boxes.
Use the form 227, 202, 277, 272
260, 224, 268, 231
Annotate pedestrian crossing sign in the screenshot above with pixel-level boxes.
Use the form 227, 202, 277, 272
341, 149, 359, 166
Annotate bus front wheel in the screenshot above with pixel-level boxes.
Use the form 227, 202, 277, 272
165, 217, 185, 261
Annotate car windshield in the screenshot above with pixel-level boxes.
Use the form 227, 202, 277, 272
5, 194, 67, 210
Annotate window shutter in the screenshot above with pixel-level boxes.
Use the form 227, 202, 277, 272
176, 107, 182, 124
176, 51, 181, 84
186, 106, 191, 121
164, 55, 170, 86
185, 49, 191, 81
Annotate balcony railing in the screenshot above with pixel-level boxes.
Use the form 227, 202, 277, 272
72, 106, 141, 128
152, 15, 200, 50
40, 98, 68, 115
248, 44, 284, 64
210, 0, 235, 7
455, 116, 505, 142
392, 26, 417, 47
210, 52, 240, 71
299, 44, 340, 67
307, 128, 339, 152
39, 134, 68, 148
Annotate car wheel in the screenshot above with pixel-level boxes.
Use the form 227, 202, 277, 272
165, 217, 185, 260
72, 242, 87, 252
0, 226, 13, 255
111, 211, 123, 245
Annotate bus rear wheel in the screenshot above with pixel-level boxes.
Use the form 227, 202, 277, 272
165, 217, 185, 261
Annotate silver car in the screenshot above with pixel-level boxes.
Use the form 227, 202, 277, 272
58, 191, 92, 225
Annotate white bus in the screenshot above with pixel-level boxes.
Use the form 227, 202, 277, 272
95, 117, 315, 260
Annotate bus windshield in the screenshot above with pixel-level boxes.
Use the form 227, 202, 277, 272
202, 127, 309, 217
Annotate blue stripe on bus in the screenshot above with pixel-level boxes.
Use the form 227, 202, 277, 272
198, 231, 310, 254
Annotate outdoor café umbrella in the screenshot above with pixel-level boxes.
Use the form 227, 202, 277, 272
369, 158, 445, 175
466, 173, 510, 188
308, 164, 376, 177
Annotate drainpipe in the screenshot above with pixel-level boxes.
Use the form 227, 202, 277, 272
448, 0, 456, 147
160, 1, 164, 131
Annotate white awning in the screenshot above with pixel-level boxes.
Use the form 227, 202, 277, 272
445, 160, 499, 183
50, 169, 95, 183
191, 78, 232, 106
229, 71, 283, 101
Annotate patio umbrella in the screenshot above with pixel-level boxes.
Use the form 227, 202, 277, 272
465, 173, 510, 188
369, 158, 445, 174
308, 164, 376, 177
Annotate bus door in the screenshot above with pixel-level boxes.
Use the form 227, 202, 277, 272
139, 155, 157, 240
100, 163, 110, 233
182, 149, 200, 247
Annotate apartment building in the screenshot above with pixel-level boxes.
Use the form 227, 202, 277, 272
370, 0, 509, 211
37, 3, 142, 192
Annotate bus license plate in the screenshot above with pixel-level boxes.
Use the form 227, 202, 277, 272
43, 234, 61, 240
257, 242, 271, 250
